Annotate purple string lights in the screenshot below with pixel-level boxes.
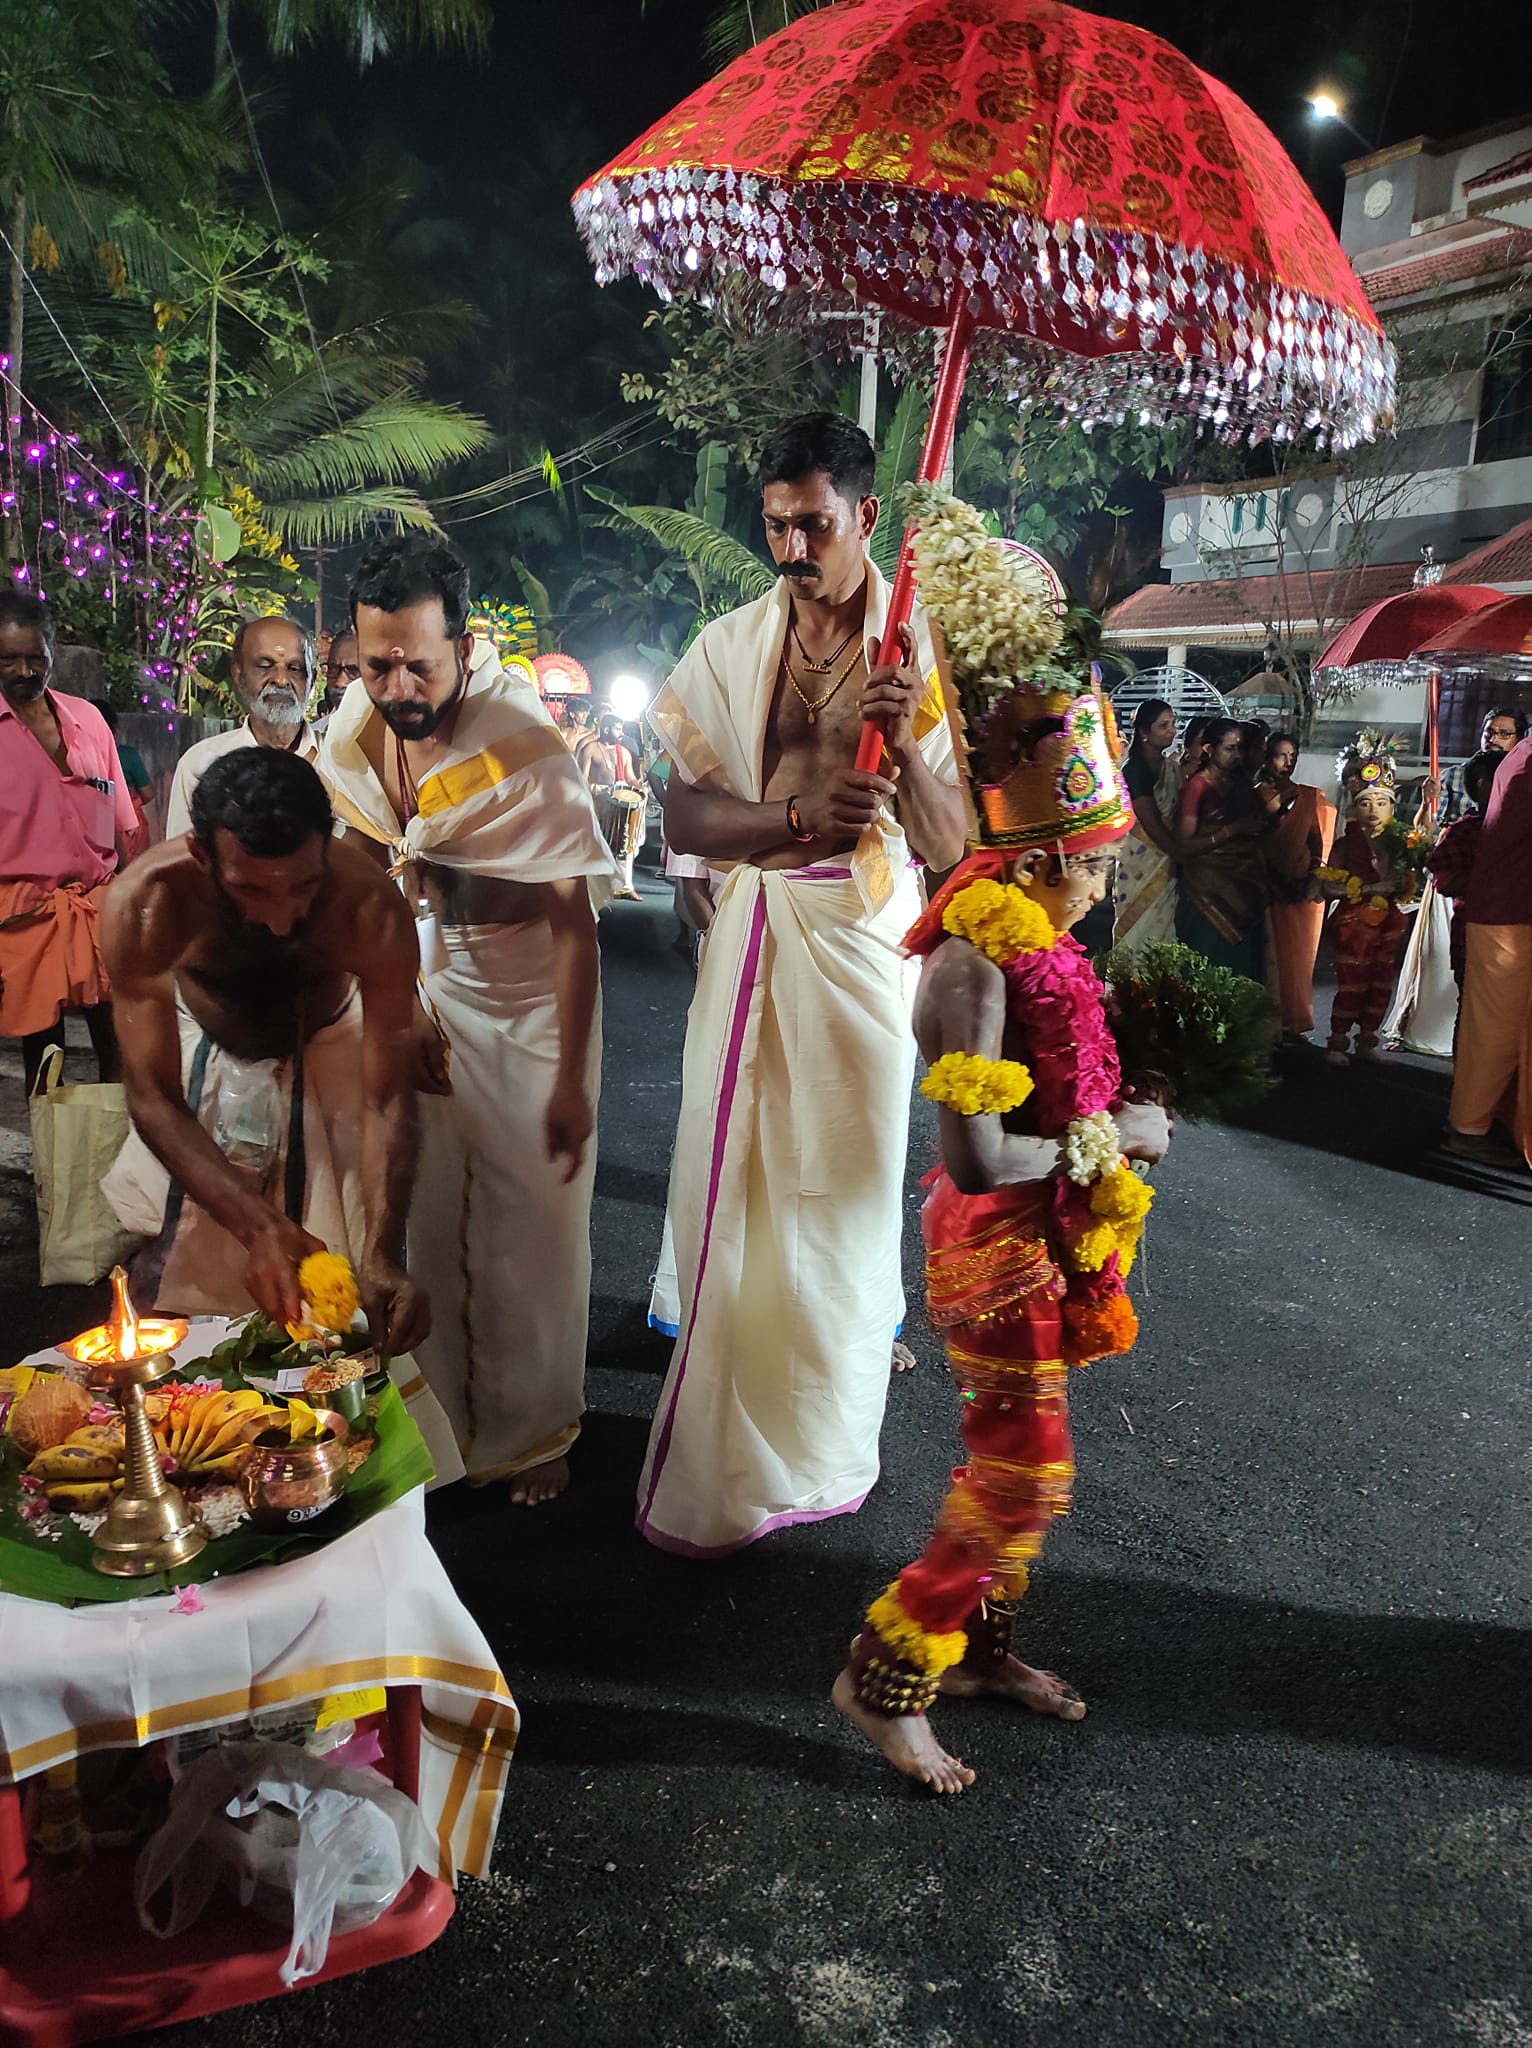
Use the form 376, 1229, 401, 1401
0, 358, 206, 702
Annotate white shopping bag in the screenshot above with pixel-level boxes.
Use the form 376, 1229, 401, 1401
28, 1043, 137, 1286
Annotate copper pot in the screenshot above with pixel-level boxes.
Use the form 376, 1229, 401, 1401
239, 1408, 350, 1529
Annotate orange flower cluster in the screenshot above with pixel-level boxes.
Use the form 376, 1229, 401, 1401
1062, 1294, 1138, 1363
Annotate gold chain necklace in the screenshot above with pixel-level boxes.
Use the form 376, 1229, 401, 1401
790, 620, 859, 674
782, 639, 864, 725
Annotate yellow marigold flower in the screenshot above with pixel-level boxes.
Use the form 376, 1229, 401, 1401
920, 1050, 1035, 1117
941, 879, 1056, 963
865, 1584, 969, 1676
295, 1250, 361, 1335
1067, 1222, 1117, 1273
1090, 1163, 1154, 1227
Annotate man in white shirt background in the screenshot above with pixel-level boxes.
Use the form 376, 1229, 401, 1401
164, 616, 320, 838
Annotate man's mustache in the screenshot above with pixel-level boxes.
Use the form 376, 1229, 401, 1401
778, 562, 821, 581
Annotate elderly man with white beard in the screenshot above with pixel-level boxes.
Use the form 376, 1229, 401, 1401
165, 616, 321, 837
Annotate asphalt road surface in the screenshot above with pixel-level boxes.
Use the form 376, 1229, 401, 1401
2, 870, 1528, 2048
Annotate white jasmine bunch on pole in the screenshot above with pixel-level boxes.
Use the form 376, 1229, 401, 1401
904, 482, 1064, 703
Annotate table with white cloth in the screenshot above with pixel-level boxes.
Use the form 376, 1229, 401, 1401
0, 1490, 517, 1879
0, 1320, 514, 2044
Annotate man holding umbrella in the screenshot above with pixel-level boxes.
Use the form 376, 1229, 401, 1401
641, 412, 965, 1557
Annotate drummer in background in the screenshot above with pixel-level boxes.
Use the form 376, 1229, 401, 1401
580, 709, 647, 901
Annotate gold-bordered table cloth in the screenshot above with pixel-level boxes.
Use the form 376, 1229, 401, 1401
0, 1489, 516, 1881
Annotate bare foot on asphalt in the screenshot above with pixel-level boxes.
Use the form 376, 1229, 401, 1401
939, 1653, 1086, 1720
831, 1668, 975, 1793
508, 1455, 571, 1506
890, 1340, 917, 1374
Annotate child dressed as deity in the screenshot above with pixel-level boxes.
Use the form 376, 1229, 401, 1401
833, 488, 1171, 1795
1316, 736, 1427, 1066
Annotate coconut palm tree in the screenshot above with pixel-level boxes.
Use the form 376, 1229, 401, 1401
0, 0, 217, 401
212, 0, 488, 74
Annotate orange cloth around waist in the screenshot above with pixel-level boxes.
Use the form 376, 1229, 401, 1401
921, 1169, 1062, 1328
0, 877, 112, 1038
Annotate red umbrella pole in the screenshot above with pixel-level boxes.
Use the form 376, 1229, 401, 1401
854, 297, 976, 775
1426, 666, 1441, 784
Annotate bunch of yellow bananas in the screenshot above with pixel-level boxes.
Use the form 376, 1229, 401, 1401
152, 1389, 281, 1478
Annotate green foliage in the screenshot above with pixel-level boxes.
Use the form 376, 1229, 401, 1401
1098, 941, 1280, 1121
227, 0, 490, 65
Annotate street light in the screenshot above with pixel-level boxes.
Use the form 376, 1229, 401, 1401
1307, 92, 1376, 151
608, 672, 650, 720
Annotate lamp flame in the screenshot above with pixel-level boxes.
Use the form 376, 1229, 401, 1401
109, 1265, 141, 1360
63, 1266, 185, 1368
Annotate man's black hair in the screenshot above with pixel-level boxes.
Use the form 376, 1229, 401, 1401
0, 584, 54, 657
349, 532, 471, 640
1464, 748, 1501, 808
191, 746, 333, 858
1483, 703, 1528, 740
231, 614, 316, 682
757, 413, 876, 507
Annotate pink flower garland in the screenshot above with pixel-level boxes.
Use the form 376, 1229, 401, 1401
1001, 933, 1131, 1328
1001, 934, 1121, 1133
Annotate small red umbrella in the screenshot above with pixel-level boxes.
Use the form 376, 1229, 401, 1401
574, 0, 1394, 772
1313, 584, 1507, 792
1420, 593, 1532, 662
1312, 586, 1505, 672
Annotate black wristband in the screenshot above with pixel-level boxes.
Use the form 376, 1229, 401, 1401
786, 794, 815, 843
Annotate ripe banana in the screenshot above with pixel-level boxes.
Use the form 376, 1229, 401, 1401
27, 1442, 121, 1484
44, 1479, 120, 1513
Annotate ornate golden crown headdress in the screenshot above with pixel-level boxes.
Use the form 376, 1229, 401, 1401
906, 485, 1132, 854
1337, 727, 1399, 797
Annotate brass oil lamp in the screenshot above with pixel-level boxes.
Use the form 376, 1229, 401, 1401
60, 1267, 205, 1577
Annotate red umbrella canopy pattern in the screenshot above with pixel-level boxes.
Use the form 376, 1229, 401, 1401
1421, 593, 1532, 667
574, 0, 1394, 449
1313, 585, 1507, 677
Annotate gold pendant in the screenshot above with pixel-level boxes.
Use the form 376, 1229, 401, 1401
807, 708, 816, 724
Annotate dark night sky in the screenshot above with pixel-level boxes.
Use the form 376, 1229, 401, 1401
335, 0, 1523, 217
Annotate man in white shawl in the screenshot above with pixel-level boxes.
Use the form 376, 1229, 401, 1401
320, 535, 615, 1506
642, 413, 966, 1556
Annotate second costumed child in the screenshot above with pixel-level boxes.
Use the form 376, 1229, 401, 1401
1316, 734, 1429, 1067
833, 488, 1171, 1794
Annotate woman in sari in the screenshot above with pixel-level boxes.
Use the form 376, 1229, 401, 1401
1262, 732, 1335, 1039
1174, 718, 1272, 977
1113, 698, 1180, 951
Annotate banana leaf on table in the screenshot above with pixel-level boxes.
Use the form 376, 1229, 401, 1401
0, 1363, 433, 1608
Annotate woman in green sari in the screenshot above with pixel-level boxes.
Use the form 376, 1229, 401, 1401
1174, 719, 1273, 977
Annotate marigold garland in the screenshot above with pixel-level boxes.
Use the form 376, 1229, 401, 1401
920, 1051, 1035, 1117
1062, 1293, 1139, 1362
941, 879, 1056, 964
865, 1584, 969, 1677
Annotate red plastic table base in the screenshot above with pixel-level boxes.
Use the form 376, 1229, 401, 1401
0, 1687, 454, 2047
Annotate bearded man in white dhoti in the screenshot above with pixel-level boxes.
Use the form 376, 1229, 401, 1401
320, 535, 614, 1506
641, 413, 967, 1557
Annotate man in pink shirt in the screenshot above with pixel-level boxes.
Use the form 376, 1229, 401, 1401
0, 587, 135, 1091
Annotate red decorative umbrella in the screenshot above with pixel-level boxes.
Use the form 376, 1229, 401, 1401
1312, 584, 1506, 790
1421, 593, 1532, 663
1313, 586, 1505, 673
574, 0, 1395, 772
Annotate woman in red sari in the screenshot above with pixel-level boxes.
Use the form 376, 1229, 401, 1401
1174, 719, 1272, 977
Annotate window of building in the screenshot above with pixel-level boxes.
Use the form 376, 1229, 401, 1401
1476, 317, 1532, 463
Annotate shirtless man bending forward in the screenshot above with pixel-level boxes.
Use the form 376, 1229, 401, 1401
101, 745, 431, 1349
